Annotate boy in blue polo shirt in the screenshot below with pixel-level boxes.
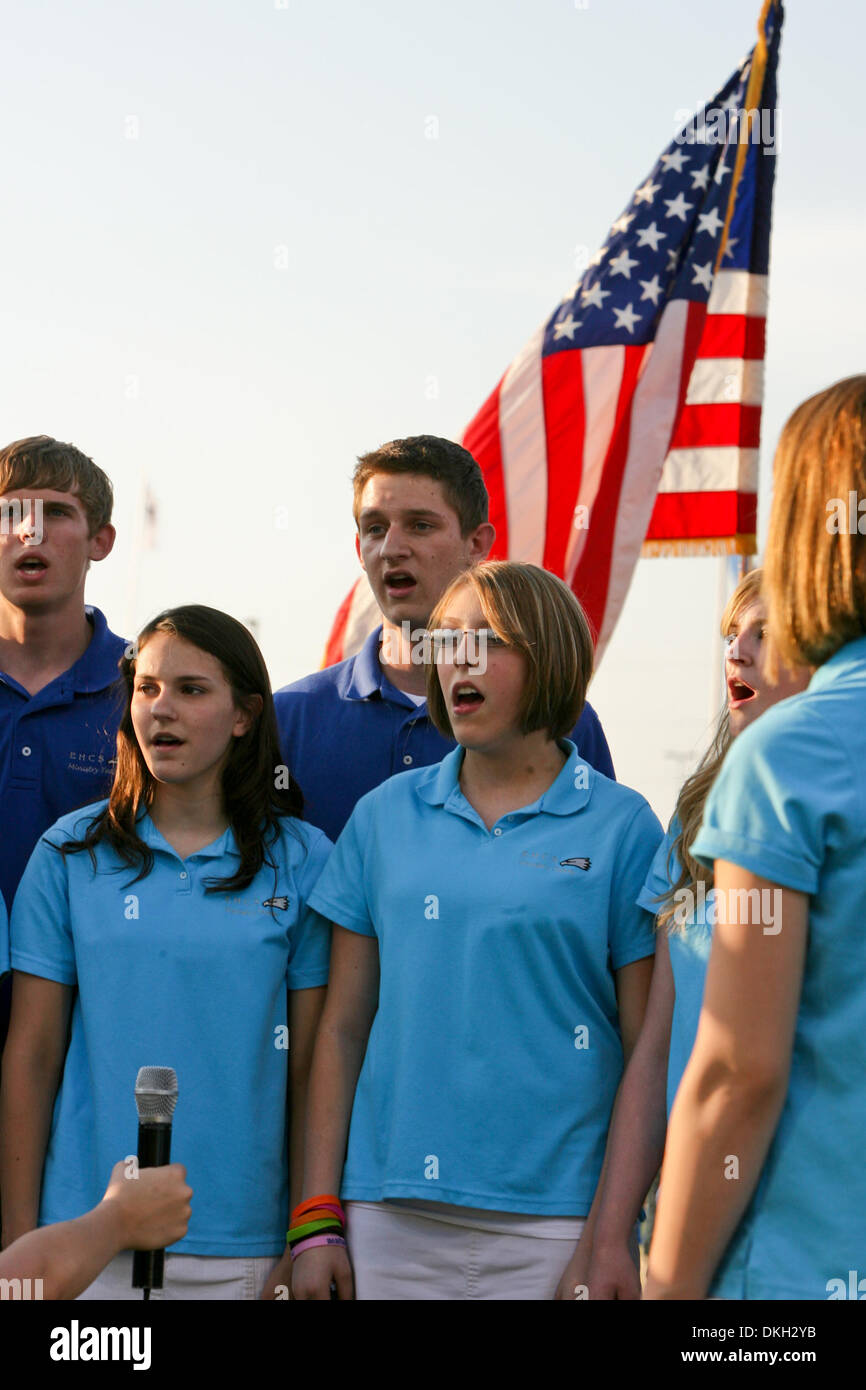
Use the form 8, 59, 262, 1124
274, 436, 614, 843
0, 436, 125, 1048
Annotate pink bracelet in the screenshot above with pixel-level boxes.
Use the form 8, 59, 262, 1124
290, 1233, 347, 1262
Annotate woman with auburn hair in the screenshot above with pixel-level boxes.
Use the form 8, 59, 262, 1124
575, 568, 810, 1298
291, 561, 663, 1301
0, 606, 332, 1300
645, 375, 866, 1301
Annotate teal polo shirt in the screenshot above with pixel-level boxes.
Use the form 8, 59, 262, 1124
636, 819, 712, 1116
10, 803, 332, 1255
308, 741, 662, 1216
692, 634, 866, 1300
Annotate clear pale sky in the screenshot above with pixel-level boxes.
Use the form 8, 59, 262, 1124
2, 0, 862, 824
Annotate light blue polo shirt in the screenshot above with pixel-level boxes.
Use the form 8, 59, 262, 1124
10, 803, 332, 1256
308, 741, 662, 1216
636, 820, 712, 1117
692, 634, 866, 1301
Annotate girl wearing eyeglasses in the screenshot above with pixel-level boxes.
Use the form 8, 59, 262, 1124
291, 560, 663, 1300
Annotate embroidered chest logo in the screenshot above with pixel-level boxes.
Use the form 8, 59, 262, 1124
560, 857, 591, 871
263, 896, 290, 910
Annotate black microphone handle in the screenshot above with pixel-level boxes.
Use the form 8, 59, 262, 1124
131, 1120, 173, 1291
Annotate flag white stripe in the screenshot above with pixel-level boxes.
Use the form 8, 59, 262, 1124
658, 446, 759, 493
595, 300, 690, 657
498, 324, 548, 565
707, 269, 768, 317
685, 358, 765, 405
563, 345, 625, 583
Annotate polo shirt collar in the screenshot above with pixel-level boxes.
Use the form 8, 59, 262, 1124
808, 632, 866, 693
136, 811, 239, 861
344, 624, 427, 711
68, 607, 126, 694
416, 738, 592, 817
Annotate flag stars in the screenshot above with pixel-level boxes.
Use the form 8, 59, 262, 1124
611, 212, 635, 235
581, 281, 611, 310
634, 178, 660, 205
660, 149, 689, 173
588, 246, 608, 268
666, 248, 680, 272
697, 207, 725, 237
635, 221, 666, 252
612, 302, 641, 334
691, 261, 714, 291
714, 159, 730, 185
664, 191, 693, 221
639, 274, 663, 306
690, 166, 711, 191
722, 236, 739, 260
553, 314, 582, 340
608, 248, 640, 279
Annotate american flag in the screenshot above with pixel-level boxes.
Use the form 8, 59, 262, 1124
325, 0, 783, 667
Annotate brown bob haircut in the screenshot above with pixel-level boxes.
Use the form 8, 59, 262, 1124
425, 560, 594, 741
0, 435, 113, 535
352, 435, 488, 536
764, 375, 866, 669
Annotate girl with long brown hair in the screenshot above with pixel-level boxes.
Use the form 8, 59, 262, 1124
0, 606, 331, 1299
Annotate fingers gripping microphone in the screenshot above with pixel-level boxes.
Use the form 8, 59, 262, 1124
132, 1066, 179, 1299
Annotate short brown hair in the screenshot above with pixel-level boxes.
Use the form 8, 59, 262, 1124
764, 376, 866, 669
0, 435, 113, 535
352, 435, 488, 536
425, 561, 594, 740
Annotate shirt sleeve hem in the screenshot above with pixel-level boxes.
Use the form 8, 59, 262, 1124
306, 892, 375, 936
9, 952, 76, 986
610, 943, 656, 971
690, 831, 818, 894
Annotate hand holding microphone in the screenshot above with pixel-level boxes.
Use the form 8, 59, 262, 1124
131, 1066, 179, 1298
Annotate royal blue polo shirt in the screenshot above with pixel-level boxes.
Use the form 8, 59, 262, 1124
308, 741, 661, 1215
0, 606, 126, 913
275, 625, 616, 843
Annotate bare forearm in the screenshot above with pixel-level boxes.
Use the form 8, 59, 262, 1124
645, 1065, 787, 1299
593, 1040, 668, 1252
0, 1201, 124, 1300
0, 1051, 61, 1246
301, 1017, 369, 1198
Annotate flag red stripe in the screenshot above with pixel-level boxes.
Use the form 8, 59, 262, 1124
570, 345, 649, 638
461, 377, 509, 560
670, 402, 763, 450
321, 581, 356, 666
541, 350, 586, 574
697, 314, 766, 360
645, 489, 758, 539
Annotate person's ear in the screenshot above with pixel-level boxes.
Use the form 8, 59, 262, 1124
467, 521, 496, 564
88, 523, 116, 563
355, 531, 366, 571
233, 693, 263, 738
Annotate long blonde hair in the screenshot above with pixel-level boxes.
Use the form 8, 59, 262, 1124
764, 375, 866, 670
655, 568, 762, 932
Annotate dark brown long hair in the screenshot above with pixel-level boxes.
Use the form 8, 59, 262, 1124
60, 605, 304, 893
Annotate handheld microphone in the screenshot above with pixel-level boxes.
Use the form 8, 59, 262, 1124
131, 1066, 179, 1299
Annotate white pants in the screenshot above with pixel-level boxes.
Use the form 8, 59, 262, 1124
344, 1201, 585, 1301
76, 1251, 277, 1301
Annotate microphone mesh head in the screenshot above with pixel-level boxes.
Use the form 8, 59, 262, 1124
134, 1066, 178, 1121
